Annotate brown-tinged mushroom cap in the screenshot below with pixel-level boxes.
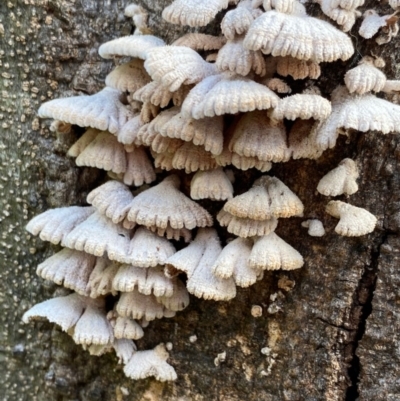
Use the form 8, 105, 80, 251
243, 9, 354, 62
159, 113, 224, 156
126, 175, 213, 230
216, 36, 266, 76
172, 33, 226, 51
288, 119, 324, 160
98, 35, 165, 60
276, 56, 321, 80
62, 211, 132, 260
144, 46, 217, 92
317, 158, 359, 196
26, 206, 95, 245
151, 149, 175, 172
22, 293, 87, 331
217, 209, 278, 237
117, 115, 143, 145
87, 181, 134, 225
249, 232, 304, 270
116, 289, 175, 321
325, 200, 377, 236
133, 81, 191, 108
212, 237, 260, 287
140, 101, 160, 123
38, 88, 133, 134
113, 264, 175, 297
123, 146, 156, 187
223, 175, 304, 219
359, 10, 399, 41
86, 259, 119, 298
105, 60, 151, 93
301, 219, 326, 237
165, 228, 237, 301
112, 227, 176, 267
162, 0, 231, 27
344, 57, 387, 95
151, 134, 183, 154
156, 279, 190, 311
123, 343, 177, 381
315, 87, 400, 150
110, 313, 144, 340
272, 93, 332, 121
75, 131, 127, 174
172, 141, 218, 173
265, 77, 292, 94
190, 168, 234, 201
67, 128, 99, 158
229, 111, 290, 162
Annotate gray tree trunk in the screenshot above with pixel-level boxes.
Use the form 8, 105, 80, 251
0, 0, 398, 400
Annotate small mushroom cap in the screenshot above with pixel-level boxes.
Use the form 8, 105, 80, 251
182, 74, 280, 119
217, 209, 278, 237
271, 94, 332, 121
229, 111, 290, 162
223, 176, 304, 219
216, 37, 266, 76
38, 88, 133, 134
116, 289, 174, 321
301, 219, 325, 237
75, 131, 127, 174
144, 46, 217, 92
162, 0, 230, 27
243, 11, 354, 62
156, 279, 190, 311
73, 303, 114, 345
126, 175, 213, 230
22, 293, 87, 331
359, 10, 397, 40
288, 119, 324, 160
344, 57, 387, 95
212, 237, 260, 287
276, 56, 321, 80
249, 232, 304, 270
105, 60, 151, 93
165, 228, 237, 301
113, 338, 137, 365
67, 128, 99, 158
112, 315, 144, 340
265, 77, 292, 94
320, 0, 360, 32
123, 146, 156, 187
325, 200, 377, 236
113, 264, 175, 297
87, 181, 134, 225
172, 33, 226, 51
86, 259, 119, 298
26, 206, 95, 245
190, 168, 234, 201
123, 343, 177, 381
98, 35, 165, 60
159, 113, 224, 156
317, 158, 359, 196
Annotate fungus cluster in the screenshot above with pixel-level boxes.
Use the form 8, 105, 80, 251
24, 0, 399, 381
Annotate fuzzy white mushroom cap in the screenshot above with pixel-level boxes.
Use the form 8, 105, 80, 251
110, 314, 144, 340
317, 158, 359, 196
325, 200, 377, 236
190, 168, 234, 201
319, 0, 361, 32
301, 219, 326, 237
359, 10, 399, 42
124, 344, 177, 381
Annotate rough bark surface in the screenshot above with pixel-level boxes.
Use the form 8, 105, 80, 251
0, 0, 399, 400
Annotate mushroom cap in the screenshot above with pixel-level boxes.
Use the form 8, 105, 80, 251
216, 36, 267, 76
229, 111, 290, 162
212, 237, 260, 287
172, 141, 218, 173
156, 279, 190, 311
38, 88, 133, 134
162, 0, 230, 27
67, 128, 99, 158
165, 228, 237, 301
146, 224, 192, 243
144, 46, 217, 92
276, 56, 321, 80
223, 175, 304, 219
151, 134, 183, 154
105, 60, 151, 93
159, 113, 224, 156
22, 293, 87, 332
301, 219, 326, 237
249, 232, 304, 270
126, 175, 213, 230
113, 264, 175, 297
113, 338, 137, 365
243, 10, 354, 62
86, 259, 119, 298
26, 206, 95, 245
140, 101, 160, 124
123, 146, 156, 187
111, 315, 144, 340
320, 0, 360, 32
87, 181, 134, 224
325, 200, 377, 236
271, 94, 332, 121
359, 10, 394, 39
344, 58, 387, 95
173, 33, 226, 51
123, 343, 177, 381
265, 77, 292, 94
317, 158, 359, 196
190, 168, 234, 201
98, 35, 165, 60
217, 209, 278, 237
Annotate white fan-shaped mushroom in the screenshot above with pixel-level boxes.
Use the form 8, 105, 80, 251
190, 168, 234, 201
301, 219, 325, 237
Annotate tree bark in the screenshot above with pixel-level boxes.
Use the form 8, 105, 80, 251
0, 0, 398, 400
